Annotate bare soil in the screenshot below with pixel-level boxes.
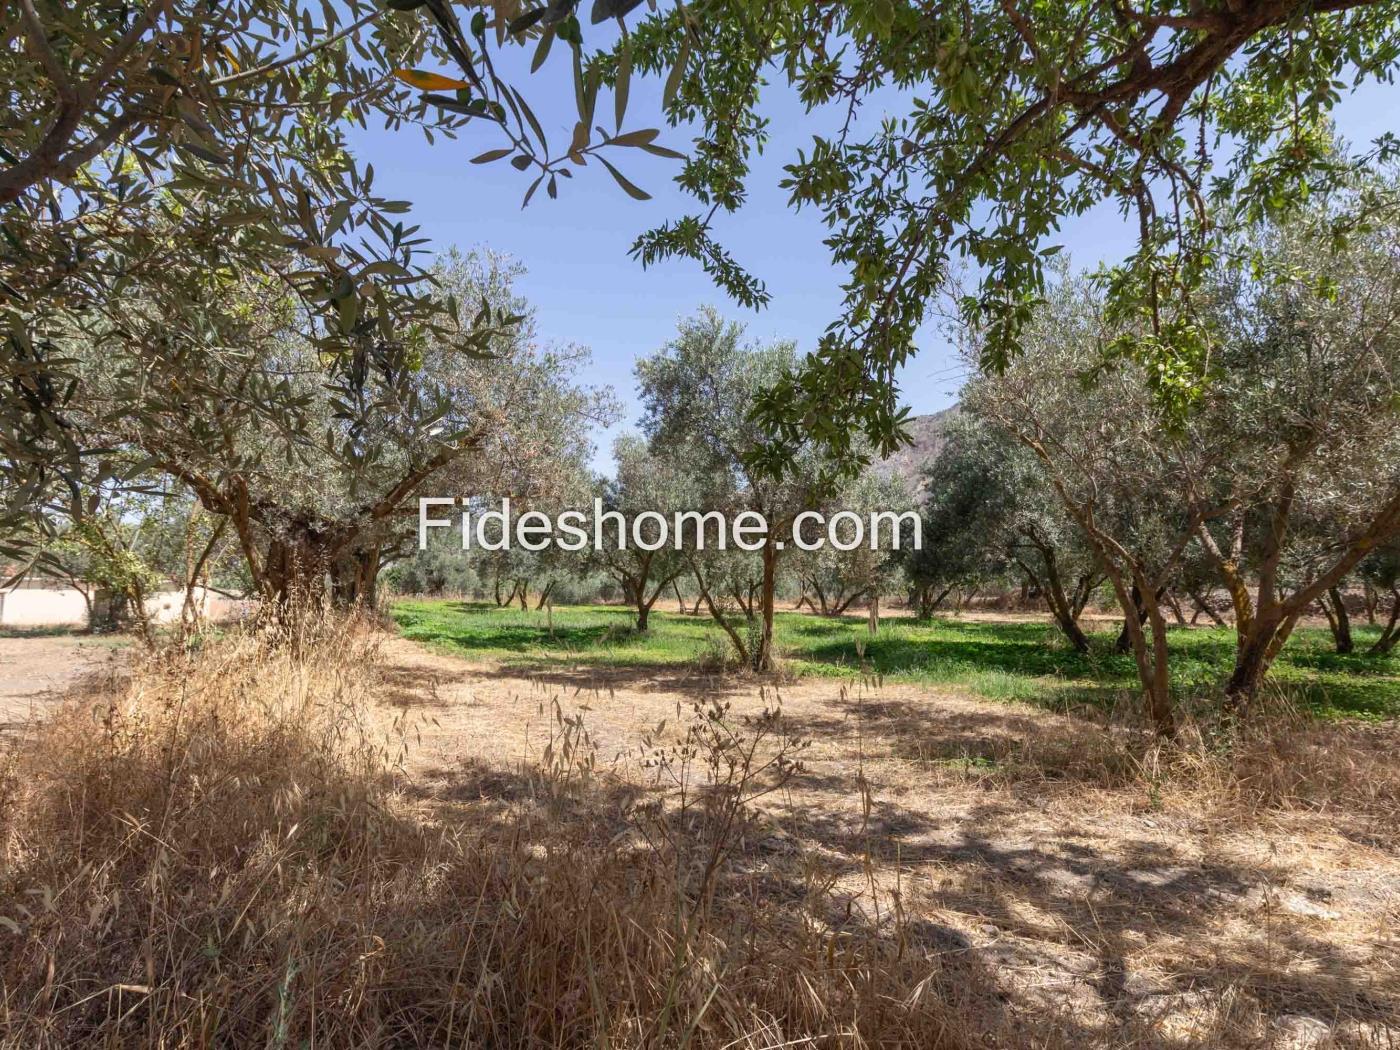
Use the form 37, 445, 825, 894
0, 630, 1394, 1045
0, 635, 125, 730
377, 636, 1400, 1048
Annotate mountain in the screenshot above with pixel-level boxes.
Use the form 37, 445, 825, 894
871, 405, 959, 496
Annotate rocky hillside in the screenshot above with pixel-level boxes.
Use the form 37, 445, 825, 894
871, 405, 959, 495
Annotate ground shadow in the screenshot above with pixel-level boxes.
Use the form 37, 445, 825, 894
758, 688, 1397, 1038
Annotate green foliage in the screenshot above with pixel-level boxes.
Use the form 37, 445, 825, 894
391, 599, 1400, 721
636, 307, 851, 666
795, 469, 912, 615
564, 0, 1400, 468
0, 0, 641, 548
53, 518, 161, 599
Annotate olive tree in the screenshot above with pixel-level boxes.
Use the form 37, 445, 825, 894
1181, 192, 1400, 701
921, 414, 1104, 651
54, 249, 607, 615
1359, 541, 1400, 655
902, 455, 1002, 620
637, 308, 838, 670
971, 189, 1400, 726
3, 1, 447, 533
590, 434, 694, 632
966, 273, 1205, 735
528, 0, 1400, 467
2, 0, 662, 553
794, 471, 910, 617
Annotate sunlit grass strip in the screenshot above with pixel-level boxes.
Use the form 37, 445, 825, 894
390, 600, 1400, 720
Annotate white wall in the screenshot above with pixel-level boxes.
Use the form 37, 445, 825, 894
0, 586, 242, 628
0, 587, 89, 627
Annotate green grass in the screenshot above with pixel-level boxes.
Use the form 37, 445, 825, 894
389, 599, 1400, 721
0, 624, 91, 639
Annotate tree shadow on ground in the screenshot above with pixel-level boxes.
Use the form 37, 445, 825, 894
400, 655, 759, 699
401, 729, 1396, 1047
364, 627, 1400, 1045
761, 693, 1397, 1041
487, 660, 755, 696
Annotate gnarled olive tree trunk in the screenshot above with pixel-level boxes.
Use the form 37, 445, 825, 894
1370, 589, 1400, 655
1195, 498, 1400, 711
331, 544, 382, 610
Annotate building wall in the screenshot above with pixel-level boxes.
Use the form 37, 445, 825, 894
0, 586, 243, 628
0, 586, 89, 626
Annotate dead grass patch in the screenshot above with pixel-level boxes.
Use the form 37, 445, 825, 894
0, 624, 1395, 1048
0, 619, 977, 1048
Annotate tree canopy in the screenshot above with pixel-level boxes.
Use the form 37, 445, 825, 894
0, 0, 656, 543
587, 0, 1400, 464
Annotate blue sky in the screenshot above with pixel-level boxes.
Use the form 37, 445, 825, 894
345, 53, 1396, 468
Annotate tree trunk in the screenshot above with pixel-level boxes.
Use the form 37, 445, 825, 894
180, 517, 227, 637
1143, 593, 1175, 735
631, 581, 658, 633
127, 576, 155, 648
89, 586, 123, 633
1224, 626, 1277, 711
1223, 609, 1297, 712
832, 587, 868, 616
1369, 589, 1400, 655
914, 584, 952, 619
1115, 585, 1156, 654
261, 527, 333, 618
1070, 573, 1099, 619
330, 545, 381, 610
1105, 572, 1175, 737
687, 557, 748, 665
635, 573, 679, 633
733, 588, 756, 621
535, 580, 555, 611
73, 582, 94, 627
1025, 551, 1090, 655
1321, 587, 1353, 654
1054, 606, 1091, 654
1188, 588, 1226, 626
753, 542, 778, 672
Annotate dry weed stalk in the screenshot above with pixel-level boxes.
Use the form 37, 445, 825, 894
0, 617, 971, 1048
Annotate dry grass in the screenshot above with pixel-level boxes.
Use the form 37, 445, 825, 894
1, 620, 1396, 1048
0, 618, 975, 1048
1202, 709, 1400, 823
903, 684, 1400, 837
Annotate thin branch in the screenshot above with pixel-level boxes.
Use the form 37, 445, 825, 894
18, 0, 76, 105
211, 8, 384, 87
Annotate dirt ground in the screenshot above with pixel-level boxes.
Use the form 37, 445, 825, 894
376, 636, 1399, 1048
0, 631, 1395, 1045
0, 635, 125, 731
